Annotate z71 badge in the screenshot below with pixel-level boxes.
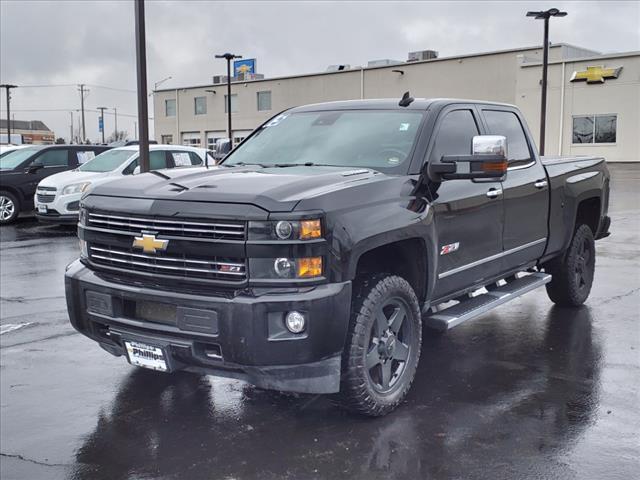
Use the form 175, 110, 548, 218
440, 242, 460, 255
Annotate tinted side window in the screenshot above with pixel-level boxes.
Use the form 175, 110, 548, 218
122, 151, 168, 174
429, 110, 479, 162
483, 110, 531, 163
150, 151, 168, 170
35, 149, 69, 167
76, 150, 96, 164
188, 152, 203, 165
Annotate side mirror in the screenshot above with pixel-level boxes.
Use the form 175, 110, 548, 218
26, 161, 44, 174
431, 135, 508, 181
132, 165, 141, 175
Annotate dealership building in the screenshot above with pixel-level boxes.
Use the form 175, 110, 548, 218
153, 43, 639, 162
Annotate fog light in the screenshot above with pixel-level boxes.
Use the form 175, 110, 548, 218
274, 257, 293, 278
285, 311, 306, 333
275, 221, 293, 239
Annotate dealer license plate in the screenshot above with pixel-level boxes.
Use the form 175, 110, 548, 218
124, 340, 168, 372
37, 204, 47, 214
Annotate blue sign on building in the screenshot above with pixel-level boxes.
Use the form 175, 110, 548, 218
234, 58, 256, 77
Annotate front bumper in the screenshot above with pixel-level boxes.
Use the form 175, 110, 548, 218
36, 212, 78, 224
64, 260, 351, 394
34, 191, 81, 224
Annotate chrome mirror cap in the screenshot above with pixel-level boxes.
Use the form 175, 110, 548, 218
472, 135, 508, 159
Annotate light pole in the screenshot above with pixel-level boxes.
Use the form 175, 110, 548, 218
215, 53, 242, 145
97, 107, 107, 144
0, 84, 17, 144
134, 0, 150, 173
113, 107, 118, 140
527, 8, 567, 156
151, 76, 172, 95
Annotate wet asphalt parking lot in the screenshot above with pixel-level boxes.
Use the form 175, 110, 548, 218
1, 164, 638, 480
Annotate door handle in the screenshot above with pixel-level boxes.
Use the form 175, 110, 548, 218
486, 188, 503, 199
534, 179, 548, 189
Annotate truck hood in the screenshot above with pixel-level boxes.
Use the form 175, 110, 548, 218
88, 165, 385, 212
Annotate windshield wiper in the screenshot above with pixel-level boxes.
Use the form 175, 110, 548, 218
221, 162, 268, 168
272, 162, 336, 168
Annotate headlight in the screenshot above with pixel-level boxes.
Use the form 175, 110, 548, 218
249, 257, 323, 279
62, 182, 91, 195
249, 219, 322, 241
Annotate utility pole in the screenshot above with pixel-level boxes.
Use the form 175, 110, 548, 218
527, 8, 567, 156
113, 107, 118, 140
69, 111, 73, 144
134, 0, 150, 172
97, 107, 107, 144
134, 121, 137, 140
77, 84, 89, 142
0, 84, 17, 144
215, 53, 242, 146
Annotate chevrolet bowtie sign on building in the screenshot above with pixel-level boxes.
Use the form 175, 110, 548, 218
570, 65, 623, 84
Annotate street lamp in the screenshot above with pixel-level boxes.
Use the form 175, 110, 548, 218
527, 8, 567, 156
150, 76, 172, 96
0, 84, 17, 144
215, 52, 242, 146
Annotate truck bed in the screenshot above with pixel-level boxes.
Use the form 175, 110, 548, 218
541, 155, 609, 261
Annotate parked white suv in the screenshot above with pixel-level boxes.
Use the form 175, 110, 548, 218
34, 145, 214, 224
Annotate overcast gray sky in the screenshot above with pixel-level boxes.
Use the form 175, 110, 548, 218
1, 0, 638, 142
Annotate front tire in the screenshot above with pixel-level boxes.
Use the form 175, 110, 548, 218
0, 192, 20, 225
546, 224, 596, 306
336, 274, 422, 416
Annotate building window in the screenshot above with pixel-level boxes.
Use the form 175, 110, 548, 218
161, 134, 173, 144
165, 99, 176, 117
194, 96, 207, 115
257, 91, 271, 111
181, 132, 201, 146
572, 114, 617, 144
224, 94, 238, 113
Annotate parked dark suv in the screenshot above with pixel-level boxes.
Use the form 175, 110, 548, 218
0, 144, 110, 224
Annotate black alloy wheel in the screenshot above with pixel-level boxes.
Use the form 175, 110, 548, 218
336, 274, 422, 416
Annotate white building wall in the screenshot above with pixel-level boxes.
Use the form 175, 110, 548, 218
153, 45, 639, 162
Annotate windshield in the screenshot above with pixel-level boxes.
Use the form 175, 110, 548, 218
0, 147, 41, 170
223, 110, 424, 170
78, 149, 135, 172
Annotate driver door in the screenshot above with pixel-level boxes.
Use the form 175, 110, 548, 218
427, 106, 504, 300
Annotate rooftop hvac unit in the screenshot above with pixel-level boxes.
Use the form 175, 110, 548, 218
407, 50, 439, 62
367, 59, 403, 67
212, 75, 229, 84
326, 64, 351, 72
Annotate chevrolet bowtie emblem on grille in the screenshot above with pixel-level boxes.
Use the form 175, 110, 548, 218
132, 234, 169, 254
570, 65, 622, 84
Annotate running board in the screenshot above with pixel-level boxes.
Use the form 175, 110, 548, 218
425, 272, 552, 331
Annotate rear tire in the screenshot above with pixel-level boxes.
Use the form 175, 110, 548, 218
0, 191, 20, 225
335, 274, 422, 416
545, 224, 596, 307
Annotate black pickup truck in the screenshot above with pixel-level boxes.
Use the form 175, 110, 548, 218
65, 98, 610, 416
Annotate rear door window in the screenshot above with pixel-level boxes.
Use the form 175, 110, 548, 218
482, 110, 532, 166
76, 150, 96, 164
34, 149, 69, 167
169, 151, 203, 167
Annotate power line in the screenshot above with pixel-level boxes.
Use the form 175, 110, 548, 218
1, 108, 152, 119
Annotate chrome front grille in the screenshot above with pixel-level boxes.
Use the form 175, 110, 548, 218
87, 212, 246, 240
89, 244, 247, 282
36, 187, 57, 204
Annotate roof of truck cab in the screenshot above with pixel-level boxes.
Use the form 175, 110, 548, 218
289, 98, 518, 112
